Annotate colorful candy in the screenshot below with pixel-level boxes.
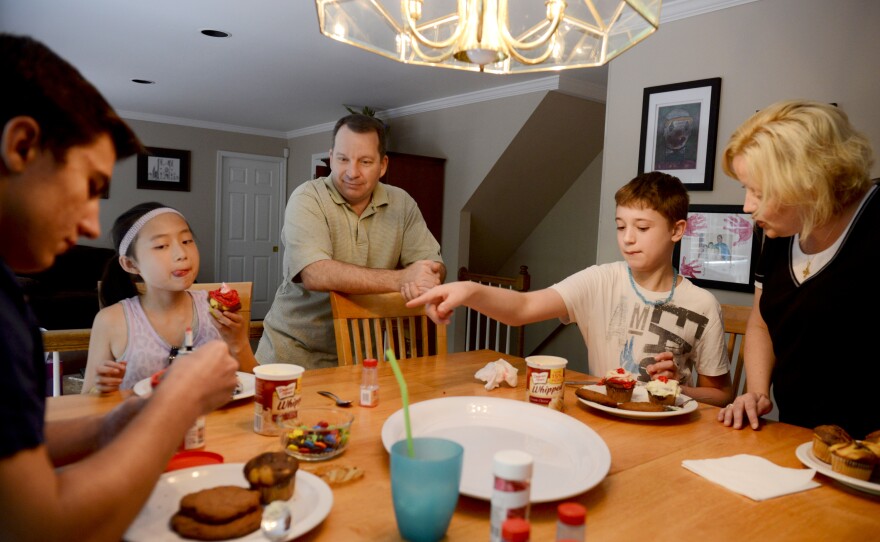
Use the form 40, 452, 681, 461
283, 420, 350, 458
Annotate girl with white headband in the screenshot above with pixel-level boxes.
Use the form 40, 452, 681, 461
81, 202, 256, 394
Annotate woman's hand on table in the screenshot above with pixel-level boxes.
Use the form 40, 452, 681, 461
717, 391, 773, 430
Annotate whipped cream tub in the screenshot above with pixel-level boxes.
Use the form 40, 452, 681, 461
253, 363, 304, 435
525, 355, 567, 410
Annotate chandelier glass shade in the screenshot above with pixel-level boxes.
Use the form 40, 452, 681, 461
315, 1, 661, 74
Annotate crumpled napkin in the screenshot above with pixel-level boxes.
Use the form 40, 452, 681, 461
474, 358, 518, 390
681, 454, 820, 501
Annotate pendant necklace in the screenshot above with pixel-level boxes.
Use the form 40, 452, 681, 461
802, 255, 816, 279
799, 223, 836, 279
627, 265, 676, 307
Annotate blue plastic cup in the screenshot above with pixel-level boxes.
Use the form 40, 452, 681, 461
390, 437, 464, 542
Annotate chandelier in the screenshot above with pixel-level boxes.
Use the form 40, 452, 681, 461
314, 1, 661, 74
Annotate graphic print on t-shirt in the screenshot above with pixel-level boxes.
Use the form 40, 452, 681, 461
615, 301, 709, 382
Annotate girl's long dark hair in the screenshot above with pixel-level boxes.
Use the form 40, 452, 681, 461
99, 202, 171, 307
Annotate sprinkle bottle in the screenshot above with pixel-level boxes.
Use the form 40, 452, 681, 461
501, 517, 530, 542
555, 502, 587, 541
490, 450, 533, 542
176, 327, 206, 450
359, 358, 379, 407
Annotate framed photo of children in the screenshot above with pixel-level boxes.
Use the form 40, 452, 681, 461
637, 77, 721, 191
137, 147, 191, 192
672, 204, 762, 293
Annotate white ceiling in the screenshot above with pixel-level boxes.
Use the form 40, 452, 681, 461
0, 0, 752, 138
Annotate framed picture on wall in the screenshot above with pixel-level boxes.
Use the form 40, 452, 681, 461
137, 147, 191, 192
638, 77, 721, 191
673, 204, 762, 292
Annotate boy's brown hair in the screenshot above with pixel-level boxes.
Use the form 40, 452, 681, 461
615, 171, 689, 226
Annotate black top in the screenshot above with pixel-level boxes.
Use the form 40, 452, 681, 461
755, 182, 879, 438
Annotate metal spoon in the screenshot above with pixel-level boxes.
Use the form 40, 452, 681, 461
317, 390, 353, 407
261, 500, 293, 541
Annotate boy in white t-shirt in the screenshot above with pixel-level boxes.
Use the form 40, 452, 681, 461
407, 172, 733, 406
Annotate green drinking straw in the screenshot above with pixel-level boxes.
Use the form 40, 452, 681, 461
385, 348, 415, 458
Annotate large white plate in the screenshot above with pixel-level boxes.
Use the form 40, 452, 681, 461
381, 396, 610, 502
795, 442, 880, 496
134, 371, 255, 401
575, 384, 698, 420
125, 463, 333, 541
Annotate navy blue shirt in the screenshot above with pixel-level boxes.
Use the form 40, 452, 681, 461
0, 258, 46, 458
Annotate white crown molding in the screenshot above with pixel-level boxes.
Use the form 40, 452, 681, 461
118, 110, 289, 139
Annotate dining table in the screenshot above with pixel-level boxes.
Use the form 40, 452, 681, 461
46, 349, 879, 541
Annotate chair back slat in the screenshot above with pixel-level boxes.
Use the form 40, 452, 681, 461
330, 291, 448, 366
721, 303, 751, 395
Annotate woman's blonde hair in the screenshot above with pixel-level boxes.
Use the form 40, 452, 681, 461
721, 100, 873, 241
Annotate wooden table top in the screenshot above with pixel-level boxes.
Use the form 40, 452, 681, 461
47, 350, 879, 541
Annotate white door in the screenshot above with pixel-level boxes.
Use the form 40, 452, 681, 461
215, 151, 287, 320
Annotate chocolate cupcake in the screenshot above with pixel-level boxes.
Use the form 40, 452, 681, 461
244, 452, 299, 504
600, 368, 636, 403
645, 376, 680, 406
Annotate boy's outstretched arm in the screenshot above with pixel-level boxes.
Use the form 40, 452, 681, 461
406, 281, 568, 327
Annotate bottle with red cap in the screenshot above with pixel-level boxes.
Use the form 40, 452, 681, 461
501, 517, 530, 542
555, 502, 587, 541
490, 450, 533, 542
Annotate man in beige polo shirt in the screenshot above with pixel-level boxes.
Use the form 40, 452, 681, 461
256, 114, 445, 369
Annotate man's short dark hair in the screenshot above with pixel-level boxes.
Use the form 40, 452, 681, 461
332, 114, 387, 158
0, 33, 142, 163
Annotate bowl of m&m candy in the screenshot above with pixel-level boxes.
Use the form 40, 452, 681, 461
278, 407, 353, 461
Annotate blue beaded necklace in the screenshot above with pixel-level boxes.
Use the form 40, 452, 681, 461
627, 265, 676, 306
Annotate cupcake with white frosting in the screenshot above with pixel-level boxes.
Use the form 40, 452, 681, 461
646, 376, 680, 406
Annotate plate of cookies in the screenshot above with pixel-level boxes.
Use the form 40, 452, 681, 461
575, 384, 698, 420
125, 462, 332, 541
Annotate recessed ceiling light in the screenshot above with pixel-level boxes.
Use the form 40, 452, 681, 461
201, 29, 230, 38
131, 79, 155, 85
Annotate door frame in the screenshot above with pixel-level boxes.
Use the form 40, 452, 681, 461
213, 150, 288, 287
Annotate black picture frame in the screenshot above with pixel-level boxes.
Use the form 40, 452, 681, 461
137, 147, 191, 192
673, 204, 762, 293
638, 77, 721, 191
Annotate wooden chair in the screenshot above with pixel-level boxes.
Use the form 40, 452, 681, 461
721, 303, 751, 395
457, 265, 530, 357
330, 291, 447, 366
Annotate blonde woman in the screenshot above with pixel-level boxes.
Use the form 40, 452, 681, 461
717, 100, 876, 437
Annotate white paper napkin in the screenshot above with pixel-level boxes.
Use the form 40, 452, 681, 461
474, 358, 518, 390
681, 454, 820, 501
